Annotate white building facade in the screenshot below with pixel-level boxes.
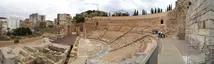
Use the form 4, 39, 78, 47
0, 17, 8, 35
7, 17, 20, 30
29, 13, 46, 27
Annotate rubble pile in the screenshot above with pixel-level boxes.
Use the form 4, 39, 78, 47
0, 38, 70, 64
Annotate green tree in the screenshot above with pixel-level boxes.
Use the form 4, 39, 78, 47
170, 4, 173, 10
102, 12, 108, 16
136, 10, 139, 16
142, 9, 147, 15
123, 13, 130, 16
73, 14, 85, 23
48, 25, 55, 28
142, 10, 144, 15
86, 10, 93, 14
167, 5, 169, 11
167, 4, 172, 11
12, 27, 32, 36
160, 9, 163, 12
157, 8, 160, 13
151, 8, 154, 14
168, 5, 171, 11
6, 31, 12, 36
133, 9, 136, 16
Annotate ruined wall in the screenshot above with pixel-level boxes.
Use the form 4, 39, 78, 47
84, 19, 97, 33
84, 12, 168, 34
166, 0, 187, 39
0, 36, 43, 47
185, 0, 214, 51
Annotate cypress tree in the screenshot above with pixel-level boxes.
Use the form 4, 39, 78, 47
167, 6, 169, 11
160, 8, 162, 13
142, 10, 144, 15
151, 8, 154, 14
136, 10, 138, 16
169, 5, 171, 11
133, 9, 136, 16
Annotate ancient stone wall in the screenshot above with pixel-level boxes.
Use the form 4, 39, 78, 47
84, 19, 97, 33
166, 0, 187, 39
84, 13, 168, 34
185, 0, 214, 51
0, 36, 43, 47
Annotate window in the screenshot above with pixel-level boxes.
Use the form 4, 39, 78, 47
96, 22, 98, 25
161, 20, 164, 24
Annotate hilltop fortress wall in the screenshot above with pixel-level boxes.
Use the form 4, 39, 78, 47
84, 12, 168, 34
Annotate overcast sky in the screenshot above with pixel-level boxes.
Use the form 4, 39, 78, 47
0, 0, 176, 20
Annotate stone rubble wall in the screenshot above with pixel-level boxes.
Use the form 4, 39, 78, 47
166, 0, 187, 39
20, 43, 70, 64
185, 0, 214, 51
0, 36, 43, 47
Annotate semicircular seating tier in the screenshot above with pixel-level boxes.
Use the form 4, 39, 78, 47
75, 16, 166, 64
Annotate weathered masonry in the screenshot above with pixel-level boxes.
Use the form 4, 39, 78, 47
185, 0, 214, 50
185, 0, 214, 63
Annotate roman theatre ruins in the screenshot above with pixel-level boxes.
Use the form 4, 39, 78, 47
69, 12, 168, 64
1, 0, 214, 63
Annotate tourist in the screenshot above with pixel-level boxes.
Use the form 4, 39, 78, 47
158, 31, 165, 38
153, 30, 159, 34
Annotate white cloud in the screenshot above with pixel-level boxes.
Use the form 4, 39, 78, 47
0, 0, 177, 20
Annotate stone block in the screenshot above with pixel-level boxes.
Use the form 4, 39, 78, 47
20, 50, 29, 56
205, 36, 214, 45
198, 21, 204, 29
195, 0, 206, 10
209, 29, 214, 36
197, 35, 206, 43
196, 5, 211, 17
189, 23, 199, 34
205, 19, 214, 29
199, 29, 209, 36
24, 46, 37, 53
200, 11, 214, 22
210, 0, 214, 6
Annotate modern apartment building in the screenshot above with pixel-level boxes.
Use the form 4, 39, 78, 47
0, 17, 8, 35
29, 13, 46, 27
57, 13, 72, 35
